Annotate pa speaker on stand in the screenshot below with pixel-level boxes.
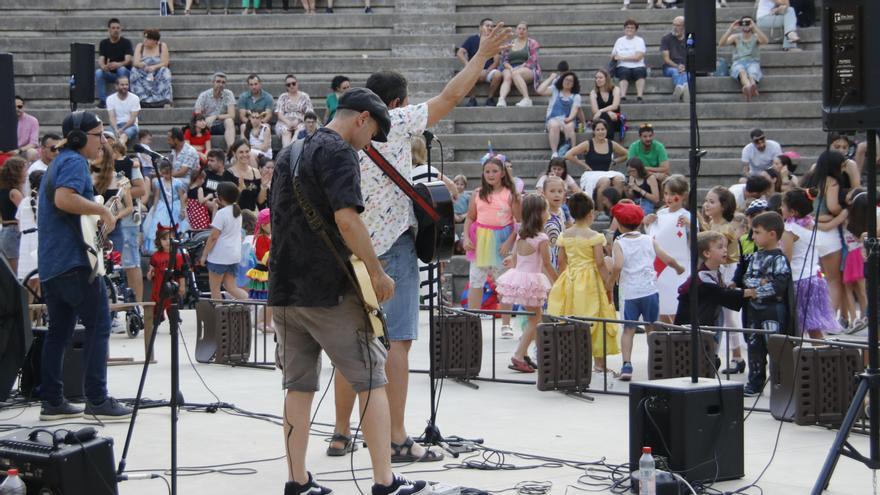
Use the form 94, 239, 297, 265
69, 43, 95, 110
0, 53, 17, 152
684, 0, 716, 74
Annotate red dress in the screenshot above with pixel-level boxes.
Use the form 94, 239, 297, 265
183, 129, 211, 164
150, 251, 184, 317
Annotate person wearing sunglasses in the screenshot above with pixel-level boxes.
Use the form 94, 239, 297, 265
275, 74, 314, 147
13, 96, 40, 156
719, 16, 769, 101
741, 128, 782, 177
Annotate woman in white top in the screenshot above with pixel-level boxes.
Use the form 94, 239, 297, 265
610, 19, 647, 102
274, 74, 314, 147
242, 111, 272, 167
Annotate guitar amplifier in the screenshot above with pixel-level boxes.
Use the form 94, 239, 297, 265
0, 428, 118, 495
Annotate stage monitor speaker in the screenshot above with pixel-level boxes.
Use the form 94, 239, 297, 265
0, 257, 31, 402
684, 0, 717, 74
629, 378, 744, 484
821, 0, 880, 130
0, 53, 16, 152
69, 43, 95, 105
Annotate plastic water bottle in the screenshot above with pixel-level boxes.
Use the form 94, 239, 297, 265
639, 447, 656, 495
0, 469, 26, 495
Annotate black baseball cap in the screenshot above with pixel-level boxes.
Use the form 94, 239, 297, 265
337, 87, 391, 143
62, 111, 102, 138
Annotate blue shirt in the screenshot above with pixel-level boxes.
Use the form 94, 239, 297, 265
38, 148, 94, 282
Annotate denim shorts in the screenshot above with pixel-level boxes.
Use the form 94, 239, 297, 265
0, 224, 21, 259
206, 261, 238, 276
623, 293, 660, 330
379, 232, 420, 341
110, 225, 141, 269
730, 60, 763, 83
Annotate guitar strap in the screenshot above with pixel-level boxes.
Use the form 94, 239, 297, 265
287, 138, 389, 347
363, 145, 440, 222
45, 154, 101, 283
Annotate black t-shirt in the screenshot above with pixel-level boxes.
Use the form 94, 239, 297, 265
660, 32, 686, 68
192, 169, 237, 199
99, 37, 134, 66
268, 129, 364, 307
460, 34, 493, 70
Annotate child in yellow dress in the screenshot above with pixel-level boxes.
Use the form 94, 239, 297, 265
547, 193, 619, 372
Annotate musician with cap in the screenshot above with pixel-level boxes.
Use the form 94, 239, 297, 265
269, 87, 429, 495
37, 111, 133, 422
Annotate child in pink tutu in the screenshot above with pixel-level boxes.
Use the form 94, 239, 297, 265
497, 194, 558, 373
781, 189, 842, 338
843, 189, 869, 331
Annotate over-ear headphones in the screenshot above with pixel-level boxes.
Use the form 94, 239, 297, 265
65, 111, 88, 150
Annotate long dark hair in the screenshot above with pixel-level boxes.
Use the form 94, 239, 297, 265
708, 185, 737, 222
782, 188, 813, 219
216, 181, 242, 218
228, 138, 250, 162
626, 157, 647, 179
478, 157, 516, 203
0, 156, 26, 189
189, 112, 207, 137
546, 157, 569, 180
518, 194, 547, 240
29, 169, 44, 222
803, 150, 846, 194
846, 188, 871, 238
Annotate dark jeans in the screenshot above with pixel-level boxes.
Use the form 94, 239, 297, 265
745, 301, 787, 391
40, 268, 111, 404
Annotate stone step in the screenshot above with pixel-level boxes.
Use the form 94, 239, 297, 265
0, 0, 393, 16
11, 50, 823, 81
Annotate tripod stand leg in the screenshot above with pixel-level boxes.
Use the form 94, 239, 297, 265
812, 379, 869, 494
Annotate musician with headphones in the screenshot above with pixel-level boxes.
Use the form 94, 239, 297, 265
37, 111, 133, 422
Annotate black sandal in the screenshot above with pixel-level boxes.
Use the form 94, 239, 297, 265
390, 436, 444, 463
326, 433, 358, 457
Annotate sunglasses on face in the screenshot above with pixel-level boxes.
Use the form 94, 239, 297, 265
16, 105, 23, 109
286, 81, 298, 87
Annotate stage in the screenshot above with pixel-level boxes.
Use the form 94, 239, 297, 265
4, 310, 873, 494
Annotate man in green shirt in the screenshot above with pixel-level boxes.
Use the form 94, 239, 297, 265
627, 123, 670, 181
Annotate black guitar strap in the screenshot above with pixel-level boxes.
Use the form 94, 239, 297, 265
287, 138, 389, 347
363, 145, 440, 222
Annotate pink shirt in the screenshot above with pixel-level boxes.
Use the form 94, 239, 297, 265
17, 113, 39, 149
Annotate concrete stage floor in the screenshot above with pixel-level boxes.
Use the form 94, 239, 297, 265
4, 310, 874, 494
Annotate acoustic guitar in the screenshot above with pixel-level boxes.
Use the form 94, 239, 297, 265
349, 255, 388, 346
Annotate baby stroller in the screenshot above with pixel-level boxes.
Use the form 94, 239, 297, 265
103, 250, 144, 339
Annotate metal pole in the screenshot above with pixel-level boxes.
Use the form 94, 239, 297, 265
686, 33, 701, 383
866, 129, 879, 460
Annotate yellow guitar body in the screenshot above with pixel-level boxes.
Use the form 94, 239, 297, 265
349, 255, 387, 341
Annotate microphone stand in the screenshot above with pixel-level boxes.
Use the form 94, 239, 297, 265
115, 154, 231, 495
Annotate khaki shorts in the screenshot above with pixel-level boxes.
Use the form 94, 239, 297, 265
273, 293, 388, 393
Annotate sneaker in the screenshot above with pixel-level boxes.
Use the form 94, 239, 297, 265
40, 399, 84, 421
619, 362, 633, 381
672, 84, 684, 101
325, 7, 333, 12
96, 100, 106, 109
743, 384, 762, 397
515, 98, 532, 107
847, 317, 868, 334
465, 96, 478, 107
681, 84, 690, 102
551, 151, 558, 159
485, 97, 497, 107
286, 472, 332, 494
372, 474, 428, 495
364, 6, 373, 13
496, 98, 507, 107
500, 325, 514, 338
84, 397, 133, 421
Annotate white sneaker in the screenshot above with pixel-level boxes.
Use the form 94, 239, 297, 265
681, 84, 690, 102
496, 98, 507, 107
500, 325, 514, 339
551, 151, 558, 159
515, 98, 533, 107
672, 84, 683, 101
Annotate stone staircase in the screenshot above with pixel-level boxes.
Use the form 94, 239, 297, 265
1, 0, 826, 191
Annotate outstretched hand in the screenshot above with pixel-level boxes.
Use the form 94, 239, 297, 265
477, 22, 514, 59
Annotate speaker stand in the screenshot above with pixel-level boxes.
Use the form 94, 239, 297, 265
812, 130, 880, 493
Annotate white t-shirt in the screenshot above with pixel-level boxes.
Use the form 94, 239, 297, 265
535, 174, 579, 192
784, 221, 820, 281
741, 139, 782, 176
208, 205, 243, 265
756, 0, 777, 18
729, 183, 747, 210
411, 164, 441, 184
106, 92, 141, 126
23, 159, 48, 199
615, 232, 658, 300
612, 36, 647, 69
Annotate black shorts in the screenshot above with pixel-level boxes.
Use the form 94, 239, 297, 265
615, 66, 647, 82
210, 120, 226, 135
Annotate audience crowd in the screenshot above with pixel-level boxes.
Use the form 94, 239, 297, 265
0, 5, 867, 404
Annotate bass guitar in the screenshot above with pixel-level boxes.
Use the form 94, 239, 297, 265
81, 173, 130, 280
363, 146, 455, 264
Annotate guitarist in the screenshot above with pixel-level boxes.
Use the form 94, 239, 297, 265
328, 22, 514, 463
37, 111, 133, 421
269, 88, 429, 495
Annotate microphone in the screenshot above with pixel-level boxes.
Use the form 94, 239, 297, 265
133, 144, 164, 161
423, 130, 434, 146
63, 426, 97, 444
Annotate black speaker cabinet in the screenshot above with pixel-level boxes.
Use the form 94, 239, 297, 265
0, 256, 30, 402
0, 53, 15, 152
70, 43, 95, 105
821, 0, 880, 130
684, 0, 717, 74
21, 326, 86, 400
629, 378, 744, 484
